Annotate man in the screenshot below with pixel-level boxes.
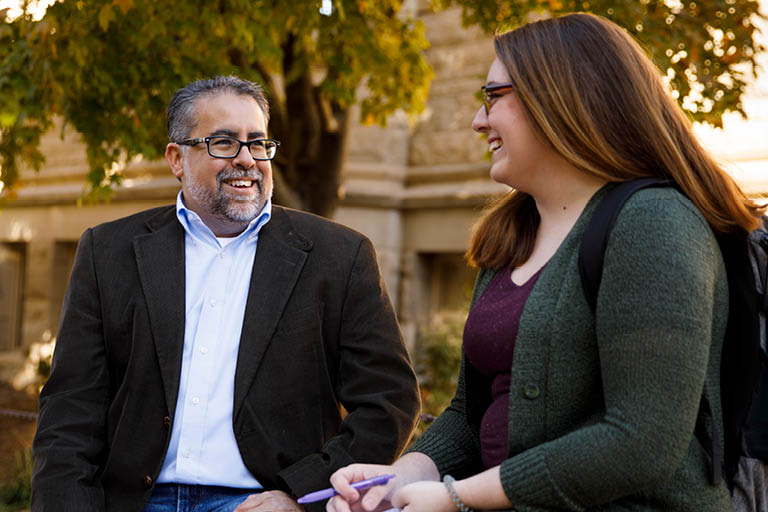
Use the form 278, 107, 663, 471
31, 76, 420, 512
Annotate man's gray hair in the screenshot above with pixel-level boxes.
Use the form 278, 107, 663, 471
167, 76, 270, 143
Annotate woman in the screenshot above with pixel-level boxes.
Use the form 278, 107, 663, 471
327, 12, 764, 512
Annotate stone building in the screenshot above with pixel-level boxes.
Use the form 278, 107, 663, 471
1, 5, 767, 379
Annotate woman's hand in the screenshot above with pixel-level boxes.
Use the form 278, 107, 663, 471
326, 464, 399, 512
326, 453, 441, 512
391, 481, 456, 512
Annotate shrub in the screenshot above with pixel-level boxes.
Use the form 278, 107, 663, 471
412, 312, 465, 438
0, 449, 32, 511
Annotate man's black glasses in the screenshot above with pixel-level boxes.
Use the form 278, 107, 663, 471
178, 135, 280, 160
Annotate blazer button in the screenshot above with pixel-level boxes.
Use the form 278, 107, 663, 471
144, 475, 153, 488
523, 384, 541, 400
163, 416, 171, 427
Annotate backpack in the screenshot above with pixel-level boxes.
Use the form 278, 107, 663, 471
578, 177, 768, 489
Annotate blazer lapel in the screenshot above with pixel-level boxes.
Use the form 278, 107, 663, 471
133, 208, 186, 419
233, 207, 311, 419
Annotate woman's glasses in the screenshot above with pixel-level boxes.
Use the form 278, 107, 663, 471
481, 83, 515, 115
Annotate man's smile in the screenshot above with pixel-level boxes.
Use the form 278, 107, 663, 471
218, 170, 264, 196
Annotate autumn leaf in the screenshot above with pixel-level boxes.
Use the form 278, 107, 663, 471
113, 0, 135, 15
98, 4, 115, 31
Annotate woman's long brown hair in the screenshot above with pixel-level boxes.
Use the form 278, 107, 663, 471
467, 13, 764, 270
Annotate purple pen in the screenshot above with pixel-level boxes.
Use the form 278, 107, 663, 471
296, 474, 396, 504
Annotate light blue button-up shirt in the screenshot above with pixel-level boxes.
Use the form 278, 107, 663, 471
157, 192, 271, 488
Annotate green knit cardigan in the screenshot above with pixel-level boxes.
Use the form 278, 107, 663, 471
409, 185, 732, 511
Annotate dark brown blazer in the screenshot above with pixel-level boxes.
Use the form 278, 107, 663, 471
31, 204, 420, 512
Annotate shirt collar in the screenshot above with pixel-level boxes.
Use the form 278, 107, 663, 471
175, 191, 272, 247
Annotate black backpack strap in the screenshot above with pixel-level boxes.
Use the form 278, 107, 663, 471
719, 228, 767, 484
758, 230, 768, 315
579, 178, 670, 313
695, 395, 724, 485
579, 178, 723, 485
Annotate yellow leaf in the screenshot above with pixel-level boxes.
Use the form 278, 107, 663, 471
0, 111, 17, 129
98, 4, 115, 31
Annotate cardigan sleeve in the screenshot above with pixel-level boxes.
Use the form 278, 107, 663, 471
498, 192, 728, 509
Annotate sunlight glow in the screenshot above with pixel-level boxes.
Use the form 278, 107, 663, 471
692, 0, 768, 196
0, 0, 57, 21
319, 0, 332, 16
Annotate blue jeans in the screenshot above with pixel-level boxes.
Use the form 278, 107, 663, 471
143, 483, 261, 512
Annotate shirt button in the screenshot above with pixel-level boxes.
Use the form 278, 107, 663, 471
523, 384, 541, 400
191, 397, 200, 405
182, 450, 191, 459
210, 299, 216, 307
200, 347, 208, 354
219, 251, 225, 259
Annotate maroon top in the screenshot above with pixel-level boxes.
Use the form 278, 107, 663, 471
463, 265, 545, 469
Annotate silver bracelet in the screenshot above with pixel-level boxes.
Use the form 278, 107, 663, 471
443, 474, 472, 512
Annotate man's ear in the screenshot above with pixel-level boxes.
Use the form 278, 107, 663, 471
165, 143, 184, 180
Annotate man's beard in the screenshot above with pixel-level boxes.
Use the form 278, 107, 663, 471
184, 159, 273, 225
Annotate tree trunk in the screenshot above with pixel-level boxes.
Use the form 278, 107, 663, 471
267, 40, 349, 219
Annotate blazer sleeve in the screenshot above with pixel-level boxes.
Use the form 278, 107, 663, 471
31, 228, 108, 511
276, 236, 420, 497
498, 193, 727, 509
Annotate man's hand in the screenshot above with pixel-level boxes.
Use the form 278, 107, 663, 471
234, 490, 304, 511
